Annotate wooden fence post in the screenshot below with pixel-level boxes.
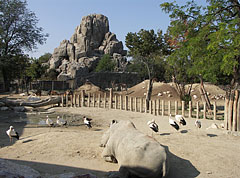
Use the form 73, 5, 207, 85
93, 93, 95, 107
213, 101, 217, 120
189, 101, 192, 118
203, 102, 207, 119
98, 93, 101, 108
153, 100, 157, 115
175, 101, 178, 115
224, 96, 229, 130
182, 101, 185, 117
87, 93, 91, 107
140, 98, 143, 113
135, 97, 137, 112
237, 93, 240, 132
115, 95, 118, 109
168, 101, 171, 116
109, 89, 113, 109
233, 90, 239, 131
66, 94, 69, 107
162, 100, 165, 116
104, 93, 107, 108
120, 95, 123, 110
157, 99, 160, 116
196, 101, 199, 119
149, 100, 152, 114
125, 95, 128, 111
61, 95, 64, 107
130, 97, 133, 111
228, 92, 234, 131
78, 94, 81, 107
81, 90, 85, 107
145, 99, 148, 113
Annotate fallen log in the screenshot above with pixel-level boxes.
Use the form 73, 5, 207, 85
1, 96, 61, 108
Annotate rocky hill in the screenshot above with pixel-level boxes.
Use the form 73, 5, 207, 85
48, 14, 128, 81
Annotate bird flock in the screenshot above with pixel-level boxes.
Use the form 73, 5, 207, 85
147, 114, 202, 137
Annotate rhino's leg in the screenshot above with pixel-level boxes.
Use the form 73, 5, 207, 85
100, 130, 110, 147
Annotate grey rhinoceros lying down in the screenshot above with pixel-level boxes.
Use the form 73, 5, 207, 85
100, 120, 169, 178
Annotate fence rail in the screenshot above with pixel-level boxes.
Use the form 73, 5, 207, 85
60, 89, 224, 120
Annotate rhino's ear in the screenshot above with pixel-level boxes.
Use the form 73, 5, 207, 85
111, 120, 118, 125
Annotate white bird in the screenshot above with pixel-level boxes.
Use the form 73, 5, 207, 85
175, 115, 186, 126
46, 115, 54, 127
147, 119, 159, 133
6, 126, 19, 143
169, 114, 179, 131
83, 116, 92, 129
56, 116, 67, 126
195, 119, 201, 129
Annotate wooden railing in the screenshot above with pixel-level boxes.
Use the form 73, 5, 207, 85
60, 89, 224, 120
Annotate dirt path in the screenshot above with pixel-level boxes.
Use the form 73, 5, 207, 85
0, 107, 239, 178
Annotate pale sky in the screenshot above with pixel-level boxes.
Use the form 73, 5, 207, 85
26, 0, 207, 58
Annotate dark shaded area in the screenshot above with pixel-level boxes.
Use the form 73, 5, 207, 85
207, 134, 218, 137
160, 133, 171, 136
180, 130, 188, 134
1, 158, 108, 177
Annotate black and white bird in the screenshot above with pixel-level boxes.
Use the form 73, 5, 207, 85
56, 116, 67, 126
46, 115, 54, 127
147, 119, 159, 132
83, 116, 92, 129
147, 119, 159, 137
6, 126, 19, 143
175, 114, 187, 126
195, 119, 201, 129
169, 114, 180, 131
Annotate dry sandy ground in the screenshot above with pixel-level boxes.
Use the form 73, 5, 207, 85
0, 107, 240, 178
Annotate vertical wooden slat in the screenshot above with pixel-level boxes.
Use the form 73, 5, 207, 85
130, 97, 133, 111
61, 95, 64, 107
81, 90, 85, 107
196, 101, 199, 119
135, 97, 137, 112
145, 99, 148, 113
175, 101, 178, 115
168, 101, 171, 116
98, 93, 101, 108
120, 95, 123, 110
109, 89, 113, 109
237, 93, 240, 131
228, 93, 234, 131
93, 93, 95, 107
213, 101, 217, 120
104, 93, 107, 108
87, 93, 91, 107
125, 95, 128, 111
224, 96, 229, 130
74, 94, 76, 107
140, 97, 143, 113
203, 102, 207, 119
157, 99, 160, 116
70, 94, 73, 107
189, 101, 192, 118
233, 90, 239, 131
153, 100, 156, 115
162, 100, 165, 116
149, 100, 152, 114
182, 101, 185, 117
66, 94, 69, 107
115, 95, 118, 109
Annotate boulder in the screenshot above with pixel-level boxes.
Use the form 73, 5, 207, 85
48, 14, 128, 80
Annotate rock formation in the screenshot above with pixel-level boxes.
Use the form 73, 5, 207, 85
48, 14, 128, 81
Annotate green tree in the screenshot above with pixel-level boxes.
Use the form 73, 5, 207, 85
161, 0, 240, 89
0, 0, 48, 90
125, 29, 168, 109
95, 54, 116, 72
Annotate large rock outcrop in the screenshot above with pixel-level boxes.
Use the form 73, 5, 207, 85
48, 14, 127, 80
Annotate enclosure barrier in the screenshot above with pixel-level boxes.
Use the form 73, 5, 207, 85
59, 89, 225, 121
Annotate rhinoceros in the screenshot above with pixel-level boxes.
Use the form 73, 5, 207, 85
100, 120, 169, 178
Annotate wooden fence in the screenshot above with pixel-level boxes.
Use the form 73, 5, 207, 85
60, 89, 224, 121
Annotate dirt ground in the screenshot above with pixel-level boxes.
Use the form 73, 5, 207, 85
0, 82, 239, 178
0, 106, 240, 178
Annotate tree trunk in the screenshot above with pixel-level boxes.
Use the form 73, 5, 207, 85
199, 77, 211, 110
